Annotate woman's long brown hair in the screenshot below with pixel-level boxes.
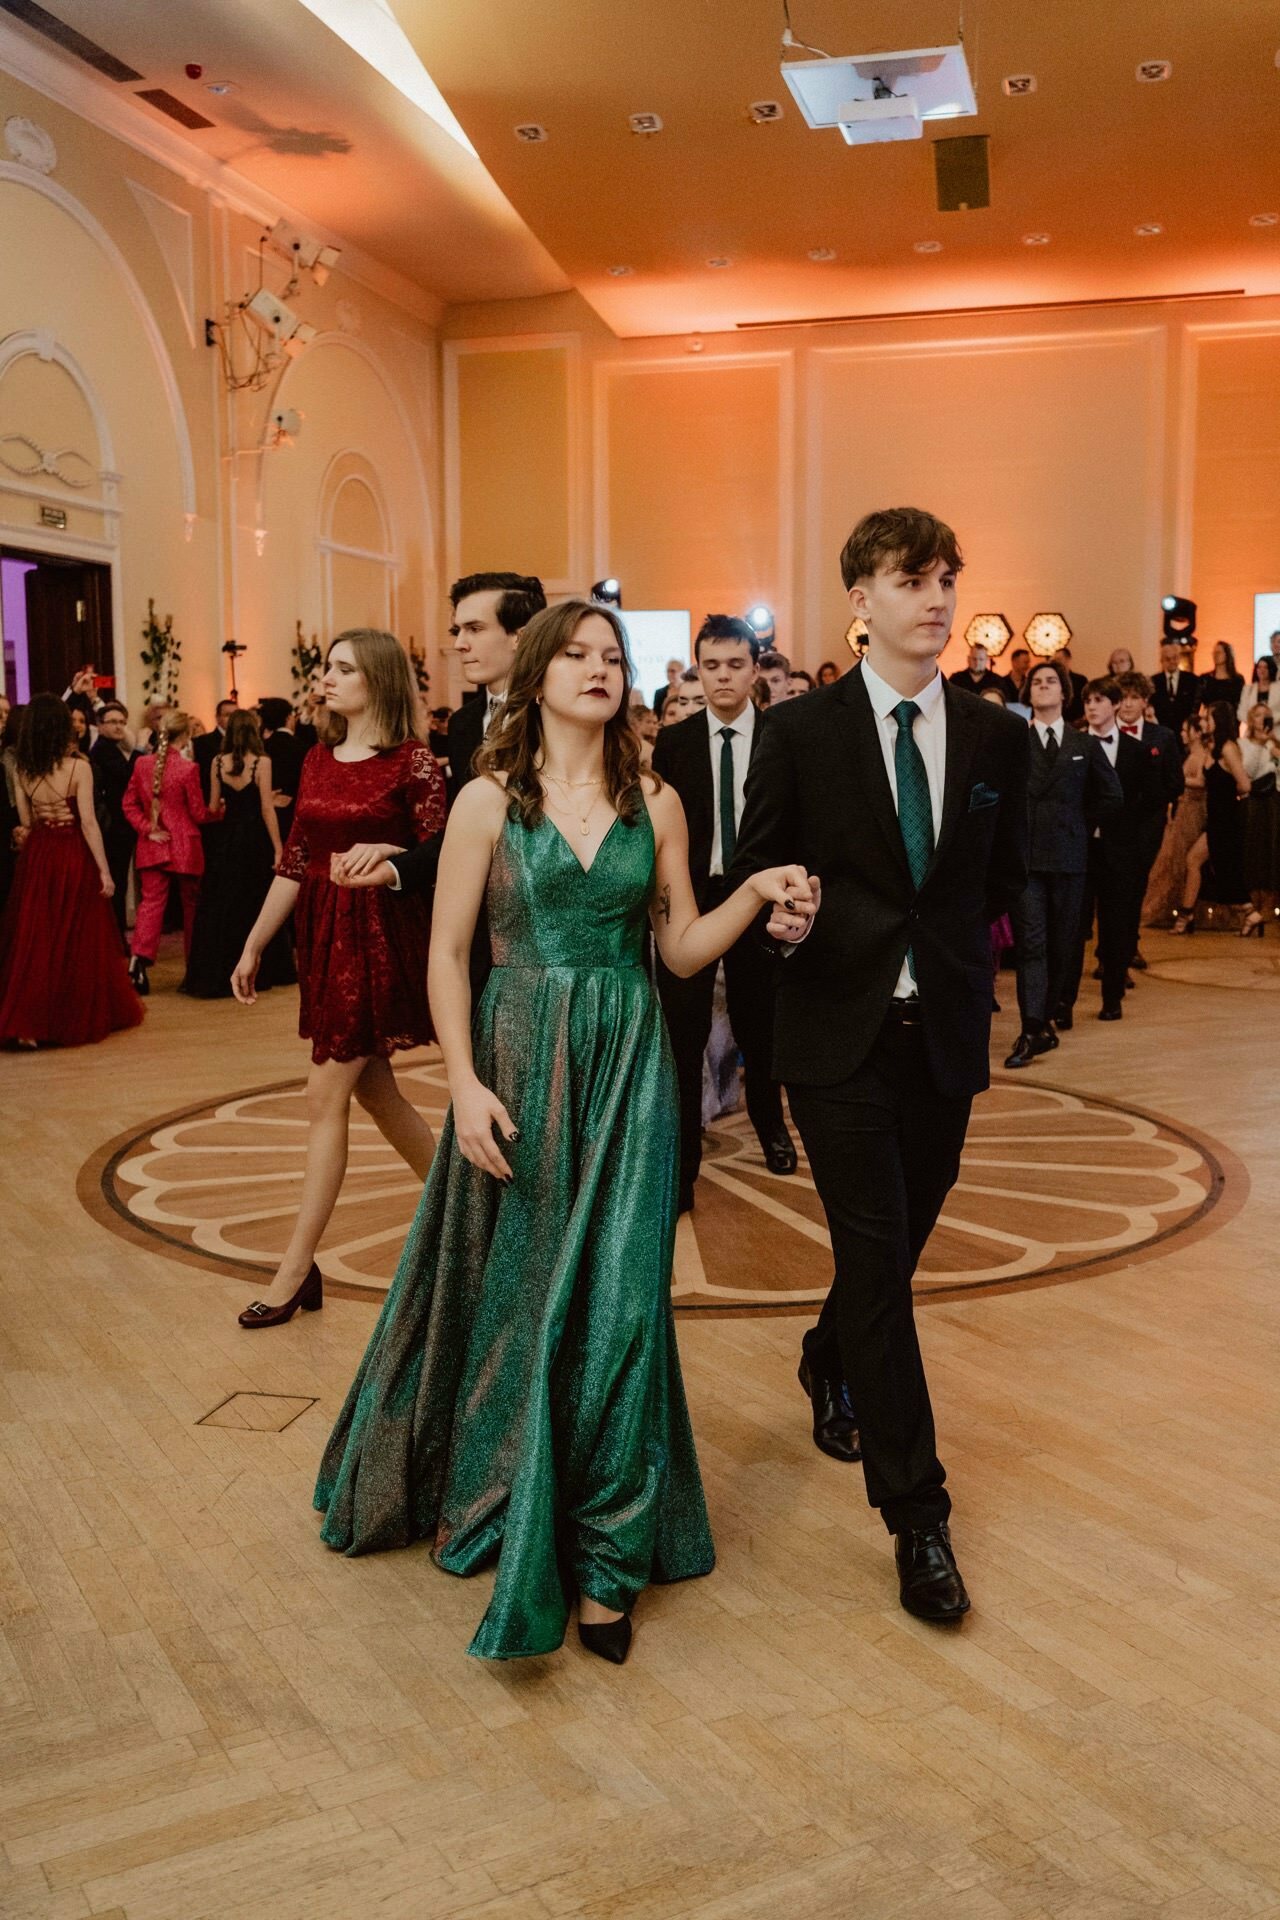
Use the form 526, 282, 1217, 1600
320, 629, 422, 749
474, 598, 657, 828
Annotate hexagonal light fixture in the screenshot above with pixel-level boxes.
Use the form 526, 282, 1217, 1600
1024, 612, 1073, 657
964, 612, 1014, 657
845, 615, 869, 653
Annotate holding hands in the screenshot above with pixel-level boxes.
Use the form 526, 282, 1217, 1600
329, 842, 405, 887
753, 864, 821, 943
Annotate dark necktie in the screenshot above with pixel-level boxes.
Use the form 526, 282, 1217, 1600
718, 726, 737, 868
892, 701, 934, 985
1042, 728, 1059, 762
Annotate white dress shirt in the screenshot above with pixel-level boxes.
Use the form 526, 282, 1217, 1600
1034, 717, 1065, 750
706, 700, 756, 876
860, 659, 947, 999
1091, 727, 1120, 767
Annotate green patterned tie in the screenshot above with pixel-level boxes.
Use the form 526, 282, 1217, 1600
718, 726, 737, 869
892, 699, 934, 984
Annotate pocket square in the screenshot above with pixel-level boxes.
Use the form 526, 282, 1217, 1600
968, 782, 1000, 811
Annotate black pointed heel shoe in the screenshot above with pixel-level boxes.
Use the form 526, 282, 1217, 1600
577, 1616, 632, 1665
128, 956, 151, 995
238, 1262, 323, 1328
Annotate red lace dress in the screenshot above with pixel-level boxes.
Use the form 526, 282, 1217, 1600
279, 741, 446, 1063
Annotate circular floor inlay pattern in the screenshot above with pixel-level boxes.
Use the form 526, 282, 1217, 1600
81, 1055, 1234, 1315
1141, 951, 1280, 992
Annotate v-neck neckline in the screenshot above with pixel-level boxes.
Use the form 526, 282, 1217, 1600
541, 809, 622, 876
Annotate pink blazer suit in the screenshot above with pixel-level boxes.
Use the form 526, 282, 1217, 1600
122, 751, 214, 874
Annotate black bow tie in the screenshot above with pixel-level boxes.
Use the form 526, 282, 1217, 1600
1100, 734, 1117, 745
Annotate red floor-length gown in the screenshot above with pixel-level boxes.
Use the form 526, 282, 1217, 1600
279, 740, 446, 1063
0, 814, 143, 1046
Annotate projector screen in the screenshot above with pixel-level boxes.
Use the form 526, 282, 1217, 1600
1254, 592, 1280, 662
619, 610, 691, 704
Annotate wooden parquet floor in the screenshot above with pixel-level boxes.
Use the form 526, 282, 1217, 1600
2, 933, 1279, 1920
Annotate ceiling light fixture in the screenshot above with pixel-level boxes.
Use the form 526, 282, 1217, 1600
628, 112, 663, 134
205, 82, 237, 95
782, 43, 976, 145
1249, 213, 1279, 229
1135, 60, 1172, 83
591, 577, 622, 608
749, 100, 784, 122
706, 257, 732, 269
1134, 222, 1164, 237
807, 247, 837, 261
1002, 74, 1036, 95
913, 239, 943, 253
1022, 232, 1051, 246
514, 123, 548, 142
607, 264, 634, 276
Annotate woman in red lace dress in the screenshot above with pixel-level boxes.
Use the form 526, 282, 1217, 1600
0, 694, 142, 1047
231, 629, 446, 1327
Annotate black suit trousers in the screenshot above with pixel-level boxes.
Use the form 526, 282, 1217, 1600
1060, 840, 1146, 1010
104, 828, 134, 944
790, 1016, 966, 1534
1011, 870, 1084, 1029
656, 902, 783, 1198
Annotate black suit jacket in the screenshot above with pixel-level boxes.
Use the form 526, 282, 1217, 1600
651, 706, 766, 908
728, 668, 1030, 1099
193, 727, 224, 802
388, 696, 486, 896
88, 737, 138, 837
1150, 670, 1197, 736
1098, 725, 1183, 868
1026, 727, 1121, 873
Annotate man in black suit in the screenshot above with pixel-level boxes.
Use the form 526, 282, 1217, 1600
1150, 640, 1198, 738
1005, 659, 1121, 1067
1057, 650, 1088, 724
194, 698, 238, 800
948, 642, 1003, 696
999, 647, 1032, 707
652, 615, 795, 1214
330, 573, 546, 992
89, 700, 139, 942
1059, 675, 1183, 1022
731, 507, 1030, 1623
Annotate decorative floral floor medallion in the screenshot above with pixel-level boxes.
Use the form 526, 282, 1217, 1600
81, 1057, 1234, 1316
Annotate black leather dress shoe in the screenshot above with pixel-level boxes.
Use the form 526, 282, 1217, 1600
797, 1357, 861, 1462
1098, 1002, 1123, 1021
1131, 951, 1148, 971
895, 1525, 970, 1623
762, 1129, 798, 1175
1054, 1006, 1073, 1031
677, 1187, 694, 1215
1003, 1033, 1038, 1069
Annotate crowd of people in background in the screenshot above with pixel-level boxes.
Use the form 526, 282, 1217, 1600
0, 598, 1277, 1055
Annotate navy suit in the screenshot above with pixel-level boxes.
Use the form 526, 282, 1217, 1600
1011, 727, 1121, 1030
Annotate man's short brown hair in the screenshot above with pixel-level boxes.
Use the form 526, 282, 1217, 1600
1083, 676, 1123, 706
840, 507, 964, 591
1117, 670, 1153, 702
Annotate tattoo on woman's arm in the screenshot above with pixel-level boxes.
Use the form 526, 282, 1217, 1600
656, 883, 671, 923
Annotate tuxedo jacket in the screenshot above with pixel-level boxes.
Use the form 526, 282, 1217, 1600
728, 667, 1030, 1099
1100, 725, 1184, 868
1150, 670, 1197, 736
193, 726, 225, 802
389, 695, 485, 896
1025, 728, 1121, 872
651, 705, 768, 908
89, 737, 138, 837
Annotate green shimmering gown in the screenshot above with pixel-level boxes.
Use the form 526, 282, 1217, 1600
314, 803, 715, 1659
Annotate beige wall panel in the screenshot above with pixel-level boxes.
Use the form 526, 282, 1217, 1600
329, 552, 391, 634
812, 336, 1161, 679
1191, 332, 1280, 660
603, 362, 782, 633
455, 347, 570, 584
331, 475, 386, 553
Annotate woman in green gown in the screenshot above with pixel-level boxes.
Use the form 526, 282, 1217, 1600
315, 600, 817, 1662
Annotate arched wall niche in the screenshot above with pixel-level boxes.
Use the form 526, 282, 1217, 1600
248, 334, 436, 696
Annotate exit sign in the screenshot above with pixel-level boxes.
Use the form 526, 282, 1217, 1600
39, 504, 67, 529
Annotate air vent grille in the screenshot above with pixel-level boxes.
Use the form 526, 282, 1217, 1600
0, 0, 141, 81
135, 89, 214, 131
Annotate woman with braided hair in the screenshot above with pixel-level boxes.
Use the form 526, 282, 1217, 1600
122, 710, 219, 994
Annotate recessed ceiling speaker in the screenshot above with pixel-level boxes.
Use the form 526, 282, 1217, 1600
934, 134, 989, 211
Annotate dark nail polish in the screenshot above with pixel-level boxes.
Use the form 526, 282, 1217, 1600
509, 1129, 521, 1141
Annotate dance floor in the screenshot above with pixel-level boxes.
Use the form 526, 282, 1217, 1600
3, 931, 1279, 1918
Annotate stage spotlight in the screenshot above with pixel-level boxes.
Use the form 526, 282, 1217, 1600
592, 577, 622, 608
964, 612, 1013, 656
1023, 612, 1072, 658
746, 604, 775, 643
1161, 594, 1197, 643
